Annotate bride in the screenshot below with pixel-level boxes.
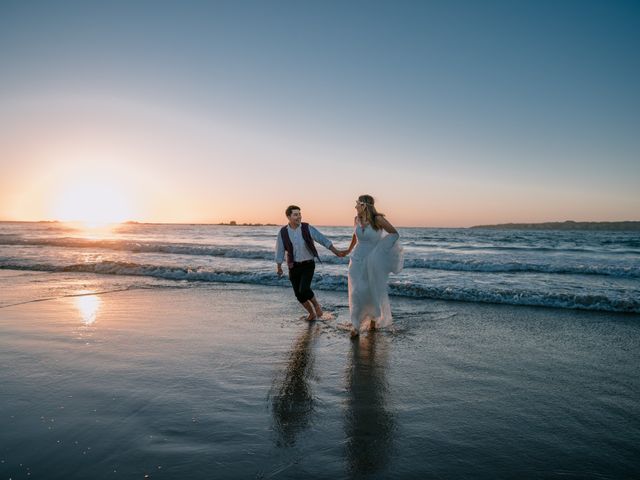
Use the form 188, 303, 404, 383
341, 195, 403, 337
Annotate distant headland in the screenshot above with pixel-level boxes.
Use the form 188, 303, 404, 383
216, 221, 277, 227
470, 221, 640, 231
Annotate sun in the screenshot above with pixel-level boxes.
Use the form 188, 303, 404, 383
52, 181, 133, 226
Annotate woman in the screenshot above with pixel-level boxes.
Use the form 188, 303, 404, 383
341, 195, 403, 337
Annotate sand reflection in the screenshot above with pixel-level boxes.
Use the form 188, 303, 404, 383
344, 333, 395, 476
74, 293, 101, 325
270, 323, 320, 447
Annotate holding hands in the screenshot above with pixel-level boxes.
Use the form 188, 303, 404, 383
330, 245, 350, 258
329, 245, 348, 258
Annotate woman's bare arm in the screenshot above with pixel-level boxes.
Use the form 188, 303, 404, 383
346, 233, 357, 254
376, 215, 398, 235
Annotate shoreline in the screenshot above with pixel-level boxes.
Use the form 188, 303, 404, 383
1, 272, 639, 478
1, 267, 638, 315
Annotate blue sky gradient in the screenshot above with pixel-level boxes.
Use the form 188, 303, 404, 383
1, 0, 638, 225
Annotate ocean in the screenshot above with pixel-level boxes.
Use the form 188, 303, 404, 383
2, 222, 640, 479
1, 221, 639, 313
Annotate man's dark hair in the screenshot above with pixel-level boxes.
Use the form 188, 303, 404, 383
285, 205, 301, 217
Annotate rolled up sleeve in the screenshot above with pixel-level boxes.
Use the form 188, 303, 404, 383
309, 226, 333, 250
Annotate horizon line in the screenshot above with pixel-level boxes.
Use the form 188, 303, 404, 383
1, 219, 639, 230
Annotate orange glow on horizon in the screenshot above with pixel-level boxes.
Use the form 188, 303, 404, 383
51, 180, 133, 225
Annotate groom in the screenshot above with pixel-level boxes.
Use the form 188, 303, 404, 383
276, 205, 343, 321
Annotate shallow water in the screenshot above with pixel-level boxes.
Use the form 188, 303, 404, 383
1, 274, 639, 479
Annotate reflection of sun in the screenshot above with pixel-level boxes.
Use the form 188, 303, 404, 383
74, 293, 101, 325
52, 181, 132, 226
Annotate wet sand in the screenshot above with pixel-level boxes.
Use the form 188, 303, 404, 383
1, 270, 639, 479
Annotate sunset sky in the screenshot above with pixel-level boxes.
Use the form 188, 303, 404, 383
1, 0, 638, 227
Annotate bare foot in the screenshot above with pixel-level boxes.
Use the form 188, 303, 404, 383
306, 313, 317, 322
310, 297, 323, 319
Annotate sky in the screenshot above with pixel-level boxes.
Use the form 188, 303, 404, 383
1, 0, 638, 227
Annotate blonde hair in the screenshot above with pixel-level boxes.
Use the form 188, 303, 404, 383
357, 194, 384, 230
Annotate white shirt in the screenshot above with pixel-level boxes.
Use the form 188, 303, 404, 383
275, 224, 333, 264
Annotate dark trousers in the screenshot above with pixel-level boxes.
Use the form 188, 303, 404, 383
289, 260, 315, 304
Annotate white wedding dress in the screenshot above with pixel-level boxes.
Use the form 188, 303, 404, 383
348, 220, 404, 332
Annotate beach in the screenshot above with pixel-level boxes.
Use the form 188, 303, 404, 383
3, 0, 640, 477
1, 269, 639, 479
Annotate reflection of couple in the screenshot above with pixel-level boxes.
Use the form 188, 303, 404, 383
271, 324, 394, 475
275, 195, 403, 336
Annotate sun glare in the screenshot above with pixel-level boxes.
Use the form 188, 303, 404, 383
52, 182, 133, 226
74, 293, 101, 325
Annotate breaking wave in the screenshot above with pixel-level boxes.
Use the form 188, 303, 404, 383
1, 236, 637, 277
2, 260, 638, 313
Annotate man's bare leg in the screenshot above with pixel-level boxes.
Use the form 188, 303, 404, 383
302, 300, 316, 321
310, 296, 323, 319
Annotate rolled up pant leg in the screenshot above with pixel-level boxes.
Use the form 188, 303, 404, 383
289, 261, 315, 304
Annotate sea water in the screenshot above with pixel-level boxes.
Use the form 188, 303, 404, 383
0, 221, 638, 312
1, 283, 638, 479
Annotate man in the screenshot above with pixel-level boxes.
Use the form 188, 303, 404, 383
275, 205, 343, 321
